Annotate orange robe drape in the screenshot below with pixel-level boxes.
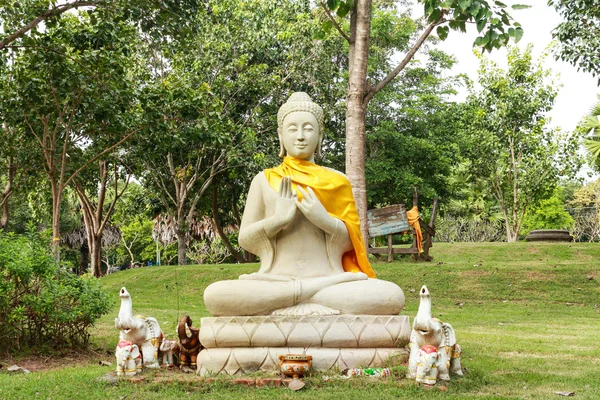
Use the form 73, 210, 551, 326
406, 206, 423, 253
265, 157, 376, 278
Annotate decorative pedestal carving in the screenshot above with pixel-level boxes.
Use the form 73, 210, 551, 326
197, 315, 410, 376
198, 347, 408, 376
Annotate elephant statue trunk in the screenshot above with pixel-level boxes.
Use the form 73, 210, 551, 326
177, 315, 201, 371
413, 286, 438, 341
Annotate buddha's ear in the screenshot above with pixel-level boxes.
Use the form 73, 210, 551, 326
316, 133, 323, 160
278, 129, 285, 158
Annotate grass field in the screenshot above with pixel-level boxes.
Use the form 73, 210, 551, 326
1, 242, 599, 399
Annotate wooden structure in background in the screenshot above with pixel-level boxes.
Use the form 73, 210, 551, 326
367, 189, 438, 262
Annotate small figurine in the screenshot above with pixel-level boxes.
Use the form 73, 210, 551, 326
114, 287, 163, 369
115, 340, 142, 376
415, 345, 439, 385
160, 339, 180, 367
408, 285, 463, 382
177, 315, 202, 370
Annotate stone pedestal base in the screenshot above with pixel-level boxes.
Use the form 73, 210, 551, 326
197, 314, 410, 375
200, 315, 410, 348
197, 347, 409, 376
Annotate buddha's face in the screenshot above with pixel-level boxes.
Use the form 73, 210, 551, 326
280, 111, 320, 161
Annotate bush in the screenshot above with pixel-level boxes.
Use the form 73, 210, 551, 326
0, 228, 112, 353
520, 189, 574, 237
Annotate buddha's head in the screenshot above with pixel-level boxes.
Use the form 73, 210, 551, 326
277, 92, 324, 162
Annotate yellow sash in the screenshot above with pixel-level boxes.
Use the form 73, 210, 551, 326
264, 157, 376, 278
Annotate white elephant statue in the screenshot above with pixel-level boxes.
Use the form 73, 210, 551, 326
159, 339, 179, 367
115, 340, 142, 376
407, 285, 463, 382
115, 287, 163, 368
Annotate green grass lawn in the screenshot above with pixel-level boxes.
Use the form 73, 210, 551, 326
2, 242, 599, 399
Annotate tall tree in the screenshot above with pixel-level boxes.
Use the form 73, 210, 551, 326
461, 45, 582, 241
548, 0, 600, 81
73, 160, 131, 277
320, 0, 528, 244
4, 14, 142, 257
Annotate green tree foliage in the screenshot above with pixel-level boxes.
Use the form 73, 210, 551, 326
117, 219, 156, 268
460, 45, 582, 241
548, 0, 600, 80
582, 96, 600, 169
365, 50, 465, 208
520, 188, 575, 236
0, 0, 204, 51
0, 228, 111, 352
2, 13, 143, 257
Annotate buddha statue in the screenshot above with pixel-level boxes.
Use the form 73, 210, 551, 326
203, 92, 405, 317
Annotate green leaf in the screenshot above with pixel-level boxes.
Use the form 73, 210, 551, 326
474, 36, 488, 47
337, 3, 351, 18
322, 20, 334, 33
429, 8, 442, 22
437, 25, 449, 40
476, 18, 486, 33
459, 0, 471, 11
514, 26, 524, 43
327, 0, 340, 10
511, 4, 531, 10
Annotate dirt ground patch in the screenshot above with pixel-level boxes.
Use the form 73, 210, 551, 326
460, 270, 492, 277
0, 349, 109, 372
523, 270, 555, 281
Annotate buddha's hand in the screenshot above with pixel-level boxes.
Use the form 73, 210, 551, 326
275, 176, 297, 227
295, 186, 337, 234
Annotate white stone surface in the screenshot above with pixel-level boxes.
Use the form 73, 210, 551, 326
200, 315, 410, 349
197, 347, 409, 376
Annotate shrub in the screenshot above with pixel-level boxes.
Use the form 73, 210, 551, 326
0, 228, 112, 353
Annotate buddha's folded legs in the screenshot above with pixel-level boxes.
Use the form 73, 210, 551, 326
310, 279, 405, 315
204, 274, 404, 316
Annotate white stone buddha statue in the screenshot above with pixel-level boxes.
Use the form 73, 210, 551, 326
203, 92, 404, 316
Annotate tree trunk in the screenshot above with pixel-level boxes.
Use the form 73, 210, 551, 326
79, 243, 89, 275
1, 157, 15, 229
90, 235, 103, 277
211, 181, 245, 263
51, 180, 62, 261
345, 0, 372, 249
176, 229, 187, 265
